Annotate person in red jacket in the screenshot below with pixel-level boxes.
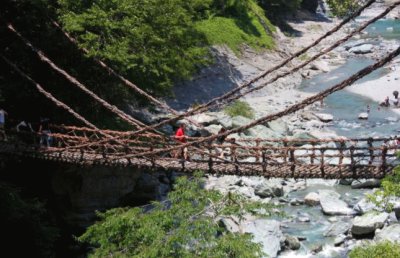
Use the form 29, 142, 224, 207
174, 122, 189, 160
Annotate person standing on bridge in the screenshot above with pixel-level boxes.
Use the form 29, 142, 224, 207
39, 117, 52, 148
0, 108, 8, 141
174, 122, 189, 161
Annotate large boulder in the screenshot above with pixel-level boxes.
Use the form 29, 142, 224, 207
231, 116, 252, 128
319, 190, 355, 216
246, 125, 281, 139
358, 112, 369, 120
351, 179, 381, 189
324, 221, 351, 237
349, 44, 374, 54
284, 235, 301, 250
242, 219, 285, 258
304, 192, 320, 206
351, 212, 389, 236
314, 113, 334, 122
255, 183, 284, 198
374, 224, 400, 243
353, 197, 377, 215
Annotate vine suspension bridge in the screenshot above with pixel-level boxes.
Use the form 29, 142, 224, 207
1, 0, 400, 179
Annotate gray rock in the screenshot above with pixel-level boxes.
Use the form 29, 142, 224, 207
267, 119, 289, 135
352, 212, 389, 236
349, 44, 374, 54
344, 40, 367, 50
218, 216, 240, 233
353, 198, 376, 215
351, 179, 381, 189
190, 113, 218, 126
374, 224, 400, 243
319, 190, 355, 216
246, 125, 281, 139
324, 221, 351, 237
338, 179, 353, 185
285, 235, 301, 250
204, 124, 222, 135
358, 112, 369, 120
255, 183, 284, 198
242, 219, 285, 258
304, 192, 320, 206
298, 216, 311, 223
334, 234, 347, 246
231, 116, 252, 128
315, 113, 334, 122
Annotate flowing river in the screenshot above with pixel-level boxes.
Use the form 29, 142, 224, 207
277, 18, 400, 257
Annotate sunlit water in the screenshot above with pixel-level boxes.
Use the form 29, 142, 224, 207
277, 18, 400, 257
299, 19, 400, 138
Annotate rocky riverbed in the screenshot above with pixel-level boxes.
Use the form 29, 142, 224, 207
146, 1, 400, 257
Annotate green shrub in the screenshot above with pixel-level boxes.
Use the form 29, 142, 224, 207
78, 172, 279, 257
368, 163, 400, 212
224, 100, 255, 119
349, 241, 400, 258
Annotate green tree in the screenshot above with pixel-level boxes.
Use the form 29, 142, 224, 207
368, 156, 400, 212
326, 0, 360, 18
78, 172, 279, 257
57, 0, 211, 96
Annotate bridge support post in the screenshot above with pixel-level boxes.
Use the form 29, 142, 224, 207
380, 145, 388, 177
255, 139, 261, 163
208, 143, 213, 174
289, 147, 296, 178
368, 137, 374, 165
262, 150, 267, 177
338, 141, 345, 178
350, 145, 356, 178
320, 148, 325, 178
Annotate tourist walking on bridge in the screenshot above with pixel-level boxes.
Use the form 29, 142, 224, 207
173, 122, 189, 161
0, 108, 8, 141
39, 117, 51, 147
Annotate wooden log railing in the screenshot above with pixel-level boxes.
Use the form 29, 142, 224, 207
0, 126, 398, 178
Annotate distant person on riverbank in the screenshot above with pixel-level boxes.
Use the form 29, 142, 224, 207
173, 122, 189, 161
39, 117, 52, 147
367, 105, 370, 113
393, 90, 399, 107
380, 96, 390, 107
0, 108, 8, 141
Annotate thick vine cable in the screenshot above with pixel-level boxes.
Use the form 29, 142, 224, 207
49, 0, 392, 151
116, 43, 400, 159
5, 23, 165, 136
2, 55, 161, 150
49, 0, 376, 128
2, 55, 99, 130
50, 19, 201, 128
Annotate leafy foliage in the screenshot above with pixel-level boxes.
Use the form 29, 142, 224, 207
57, 0, 212, 96
349, 241, 400, 258
326, 0, 360, 18
0, 183, 59, 258
78, 172, 279, 257
368, 160, 400, 212
224, 100, 255, 119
